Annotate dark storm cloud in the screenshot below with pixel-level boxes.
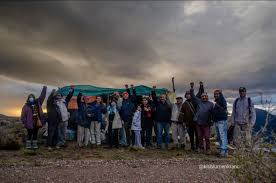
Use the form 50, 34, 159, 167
1, 1, 276, 115
0, 1, 184, 83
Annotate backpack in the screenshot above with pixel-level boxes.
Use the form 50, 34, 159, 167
234, 97, 252, 119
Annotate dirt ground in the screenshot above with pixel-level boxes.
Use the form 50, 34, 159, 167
0, 142, 232, 183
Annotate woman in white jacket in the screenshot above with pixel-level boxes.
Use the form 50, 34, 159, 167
131, 105, 144, 149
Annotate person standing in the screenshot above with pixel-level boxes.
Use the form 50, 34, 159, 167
131, 105, 144, 149
55, 86, 74, 148
152, 86, 172, 149
47, 89, 60, 150
191, 82, 214, 154
89, 96, 107, 146
107, 100, 122, 148
179, 90, 199, 151
231, 87, 256, 148
171, 96, 186, 149
21, 86, 47, 149
76, 92, 91, 148
141, 97, 154, 148
212, 89, 228, 157
119, 84, 137, 146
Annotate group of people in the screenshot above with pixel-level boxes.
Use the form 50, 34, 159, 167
21, 82, 256, 157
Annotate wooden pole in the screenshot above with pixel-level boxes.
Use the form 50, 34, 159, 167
172, 77, 176, 92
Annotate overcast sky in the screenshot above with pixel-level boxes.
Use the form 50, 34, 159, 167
1, 1, 276, 116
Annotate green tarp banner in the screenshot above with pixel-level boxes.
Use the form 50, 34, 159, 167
58, 85, 168, 97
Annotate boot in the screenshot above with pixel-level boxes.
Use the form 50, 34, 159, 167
32, 140, 38, 149
26, 140, 31, 149
181, 144, 186, 150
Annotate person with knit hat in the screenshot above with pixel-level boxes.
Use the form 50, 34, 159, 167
21, 86, 47, 149
179, 89, 199, 151
190, 82, 214, 154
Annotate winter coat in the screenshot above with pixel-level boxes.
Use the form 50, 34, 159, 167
21, 86, 47, 129
191, 88, 214, 125
141, 104, 154, 129
76, 93, 91, 128
131, 111, 142, 131
56, 99, 70, 122
108, 105, 122, 129
212, 93, 228, 122
179, 100, 196, 127
90, 101, 107, 123
47, 88, 74, 124
120, 88, 137, 123
152, 90, 172, 123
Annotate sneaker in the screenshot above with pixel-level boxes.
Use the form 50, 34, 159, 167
157, 145, 162, 149
25, 140, 32, 149
48, 147, 53, 151
32, 140, 38, 149
56, 146, 61, 149
228, 144, 236, 150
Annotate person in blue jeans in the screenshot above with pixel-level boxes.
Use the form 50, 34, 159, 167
212, 89, 228, 157
152, 86, 172, 149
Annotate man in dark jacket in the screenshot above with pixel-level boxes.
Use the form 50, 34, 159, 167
119, 84, 137, 146
191, 82, 214, 154
212, 89, 228, 157
152, 86, 172, 149
179, 90, 199, 151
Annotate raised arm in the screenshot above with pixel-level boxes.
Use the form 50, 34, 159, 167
196, 82, 204, 98
47, 89, 55, 109
190, 88, 201, 105
77, 92, 83, 109
130, 84, 137, 104
65, 87, 75, 104
38, 86, 47, 104
151, 86, 158, 106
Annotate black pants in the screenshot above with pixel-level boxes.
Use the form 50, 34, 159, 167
108, 121, 119, 148
188, 124, 199, 150
47, 122, 58, 147
27, 127, 39, 141
125, 121, 135, 146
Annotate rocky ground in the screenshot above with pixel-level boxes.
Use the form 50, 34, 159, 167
0, 115, 231, 182
0, 158, 229, 183
0, 143, 232, 183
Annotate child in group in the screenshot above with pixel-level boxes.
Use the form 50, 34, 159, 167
131, 105, 144, 149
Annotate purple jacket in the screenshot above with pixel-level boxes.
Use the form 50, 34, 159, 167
21, 86, 47, 129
